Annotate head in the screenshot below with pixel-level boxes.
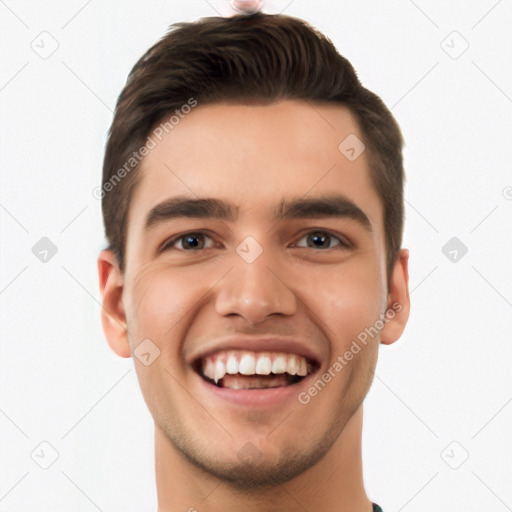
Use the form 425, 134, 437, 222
98, 12, 410, 490
101, 12, 405, 282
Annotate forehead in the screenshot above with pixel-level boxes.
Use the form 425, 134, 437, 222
126, 99, 384, 245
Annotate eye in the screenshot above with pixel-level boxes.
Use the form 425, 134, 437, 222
292, 230, 351, 250
161, 231, 216, 252
160, 229, 351, 253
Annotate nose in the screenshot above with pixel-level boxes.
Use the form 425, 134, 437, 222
215, 250, 297, 325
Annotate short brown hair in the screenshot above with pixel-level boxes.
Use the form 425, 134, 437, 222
101, 12, 405, 281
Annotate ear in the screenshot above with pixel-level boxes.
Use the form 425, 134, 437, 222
380, 248, 410, 345
97, 250, 131, 358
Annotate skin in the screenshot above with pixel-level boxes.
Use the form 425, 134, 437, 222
97, 100, 410, 512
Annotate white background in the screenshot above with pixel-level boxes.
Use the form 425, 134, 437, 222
1, 1, 511, 510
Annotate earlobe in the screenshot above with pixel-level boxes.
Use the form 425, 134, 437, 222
380, 248, 411, 345
97, 250, 131, 358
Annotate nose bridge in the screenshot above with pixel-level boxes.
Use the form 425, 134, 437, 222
215, 240, 296, 324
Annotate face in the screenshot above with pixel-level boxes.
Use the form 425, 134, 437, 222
99, 100, 409, 488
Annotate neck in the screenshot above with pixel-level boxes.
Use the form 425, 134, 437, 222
155, 405, 372, 512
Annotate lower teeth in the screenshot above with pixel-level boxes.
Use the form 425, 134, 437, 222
217, 374, 300, 390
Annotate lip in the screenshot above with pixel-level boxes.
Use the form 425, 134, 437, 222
193, 364, 319, 408
186, 335, 323, 408
187, 335, 324, 368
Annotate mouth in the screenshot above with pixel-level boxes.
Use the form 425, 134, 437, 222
192, 350, 320, 390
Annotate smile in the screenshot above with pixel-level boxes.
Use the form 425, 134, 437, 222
195, 350, 318, 390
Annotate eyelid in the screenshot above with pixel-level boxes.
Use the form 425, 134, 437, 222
292, 229, 352, 249
160, 228, 352, 253
159, 230, 215, 252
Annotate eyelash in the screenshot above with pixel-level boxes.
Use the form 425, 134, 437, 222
160, 229, 352, 252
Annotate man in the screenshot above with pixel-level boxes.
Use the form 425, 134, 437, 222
97, 12, 410, 512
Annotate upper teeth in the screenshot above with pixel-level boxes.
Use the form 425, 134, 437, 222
201, 350, 310, 383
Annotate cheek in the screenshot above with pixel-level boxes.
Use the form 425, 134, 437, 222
298, 254, 386, 350
125, 261, 226, 355
128, 270, 194, 340
125, 266, 204, 416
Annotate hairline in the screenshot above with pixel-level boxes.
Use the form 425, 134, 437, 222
114, 98, 393, 281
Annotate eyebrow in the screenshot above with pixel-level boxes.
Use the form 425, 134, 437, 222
143, 194, 373, 233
